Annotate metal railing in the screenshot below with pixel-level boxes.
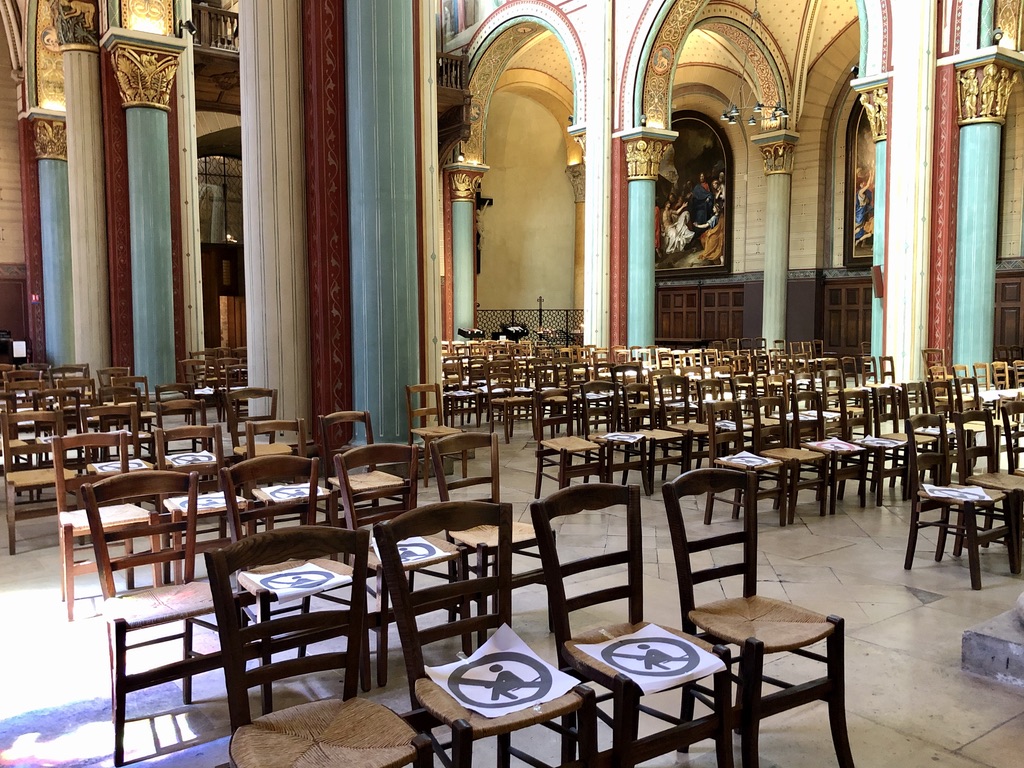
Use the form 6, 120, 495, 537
475, 309, 584, 347
192, 2, 238, 54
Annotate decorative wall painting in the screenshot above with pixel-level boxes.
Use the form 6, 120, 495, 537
845, 101, 875, 264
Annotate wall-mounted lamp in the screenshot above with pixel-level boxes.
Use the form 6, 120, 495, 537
850, 65, 859, 80
639, 113, 647, 127
179, 19, 197, 37
567, 114, 574, 125
456, 152, 465, 163
993, 27, 1005, 43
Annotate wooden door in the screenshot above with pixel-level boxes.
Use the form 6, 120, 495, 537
995, 273, 1023, 351
822, 279, 871, 358
701, 286, 744, 340
657, 287, 700, 341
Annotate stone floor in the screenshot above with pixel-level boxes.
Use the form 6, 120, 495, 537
1, 428, 1023, 767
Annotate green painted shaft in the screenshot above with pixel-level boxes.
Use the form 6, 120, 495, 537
38, 158, 75, 364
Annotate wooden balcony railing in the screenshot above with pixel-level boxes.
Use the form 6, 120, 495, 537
192, 2, 239, 54
438, 52, 467, 91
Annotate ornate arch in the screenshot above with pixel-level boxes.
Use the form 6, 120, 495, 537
696, 17, 788, 113
463, 1, 586, 164
0, 0, 22, 75
856, 0, 892, 75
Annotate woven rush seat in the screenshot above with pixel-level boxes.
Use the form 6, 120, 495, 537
666, 421, 709, 435
411, 424, 461, 440
413, 676, 585, 739
761, 446, 824, 462
966, 473, 1024, 493
233, 442, 293, 458
917, 484, 1002, 504
343, 470, 405, 493
883, 431, 935, 446
689, 595, 834, 652
541, 435, 598, 452
563, 621, 714, 682
58, 503, 150, 536
449, 520, 536, 548
230, 686, 420, 768
102, 581, 213, 629
8, 466, 74, 488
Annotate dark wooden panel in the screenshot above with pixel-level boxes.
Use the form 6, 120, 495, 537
657, 284, 743, 343
821, 277, 871, 358
995, 272, 1024, 351
0, 279, 27, 340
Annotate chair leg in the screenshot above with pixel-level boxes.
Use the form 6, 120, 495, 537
111, 621, 128, 767
826, 617, 856, 768
376, 569, 390, 686
451, 720, 473, 768
965, 502, 983, 590
7, 484, 16, 556
497, 732, 512, 768
739, 637, 766, 768
613, 680, 641, 768
713, 647, 736, 768
182, 619, 194, 704
905, 500, 922, 570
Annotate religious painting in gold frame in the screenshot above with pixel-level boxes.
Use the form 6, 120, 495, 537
655, 111, 731, 276
844, 100, 875, 265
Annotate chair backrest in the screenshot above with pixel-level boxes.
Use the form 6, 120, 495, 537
879, 356, 896, 383
1003, 400, 1024, 473
580, 379, 619, 436
656, 374, 691, 427
662, 469, 758, 633
405, 383, 444, 433
839, 388, 869, 440
154, 424, 225, 491
430, 431, 499, 503
905, 413, 951, 493
82, 403, 141, 455
81, 470, 199, 599
334, 443, 418, 529
530, 484, 642, 667
1, 409, 66, 474
870, 384, 901, 435
223, 387, 278, 449
52, 363, 90, 380
61, 376, 97, 406
610, 363, 643, 387
96, 366, 131, 389
219, 454, 321, 540
177, 358, 207, 388
156, 397, 207, 428
992, 360, 1011, 389
318, 410, 374, 473
111, 375, 151, 409
973, 362, 991, 389
4, 369, 43, 383
374, 500, 512, 708
790, 390, 826, 445
752, 396, 786, 451
244, 418, 307, 459
706, 399, 744, 457
53, 432, 131, 513
204, 526, 368, 729
926, 379, 954, 415
532, 387, 577, 441
955, 377, 981, 412
953, 409, 998, 483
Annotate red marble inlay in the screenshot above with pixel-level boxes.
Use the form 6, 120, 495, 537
167, 82, 185, 362
610, 136, 627, 346
18, 118, 45, 361
928, 64, 958, 360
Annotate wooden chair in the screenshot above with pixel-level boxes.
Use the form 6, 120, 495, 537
863, 385, 910, 506
156, 395, 207, 428
659, 374, 709, 470
80, 470, 220, 766
530, 483, 734, 768
204, 526, 433, 768
243, 417, 307, 460
318, 410, 375, 485
759, 392, 828, 523
878, 355, 896, 383
483, 360, 533, 444
662, 468, 854, 768
955, 376, 982, 412
926, 378, 954, 415
406, 382, 462, 484
973, 362, 991, 390
154, 424, 225, 496
32, 386, 83, 433
2, 409, 69, 554
533, 388, 606, 498
82, 403, 146, 461
921, 347, 946, 378
96, 366, 130, 389
220, 455, 327, 543
51, 363, 90, 381
54, 431, 133, 621
223, 387, 278, 458
992, 360, 1011, 390
1002, 400, 1024, 473
375, 500, 598, 768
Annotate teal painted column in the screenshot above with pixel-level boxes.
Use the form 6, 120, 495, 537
871, 139, 887, 356
125, 107, 175, 385
752, 132, 798, 346
346, 0, 419, 443
952, 60, 1019, 366
620, 131, 674, 348
35, 125, 75, 365
446, 166, 485, 334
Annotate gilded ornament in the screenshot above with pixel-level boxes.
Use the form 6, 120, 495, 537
759, 141, 795, 175
565, 164, 586, 203
958, 63, 1020, 124
449, 171, 481, 200
641, 0, 703, 129
121, 0, 173, 36
34, 0, 65, 110
112, 45, 181, 110
33, 119, 67, 160
50, 0, 98, 49
859, 86, 888, 142
624, 137, 669, 180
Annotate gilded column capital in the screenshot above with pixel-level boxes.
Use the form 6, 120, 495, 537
51, 0, 99, 51
565, 163, 586, 203
109, 43, 180, 111
618, 128, 676, 181
751, 130, 799, 176
33, 117, 67, 160
858, 86, 888, 142
956, 60, 1020, 125
568, 126, 586, 162
445, 164, 487, 201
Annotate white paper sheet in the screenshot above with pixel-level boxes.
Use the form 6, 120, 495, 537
372, 535, 452, 568
239, 561, 352, 604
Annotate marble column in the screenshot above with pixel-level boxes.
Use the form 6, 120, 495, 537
102, 33, 184, 386
239, 0, 310, 421
56, 3, 110, 371
752, 132, 798, 346
33, 118, 75, 365
855, 85, 888, 357
619, 130, 674, 347
952, 56, 1020, 366
565, 163, 586, 309
445, 165, 486, 334
346, 0, 419, 443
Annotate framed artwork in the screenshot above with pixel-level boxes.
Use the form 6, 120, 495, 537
844, 100, 875, 265
440, 0, 511, 50
655, 112, 731, 276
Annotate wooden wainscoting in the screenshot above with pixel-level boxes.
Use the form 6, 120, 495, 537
822, 278, 872, 358
995, 271, 1024, 351
656, 284, 744, 344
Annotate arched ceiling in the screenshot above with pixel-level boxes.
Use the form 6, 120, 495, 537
503, 32, 574, 100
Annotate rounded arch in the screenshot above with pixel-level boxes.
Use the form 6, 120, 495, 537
695, 16, 788, 113
463, 1, 585, 164
856, 0, 892, 75
0, 0, 23, 76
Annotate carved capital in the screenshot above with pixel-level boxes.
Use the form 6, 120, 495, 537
859, 86, 888, 142
50, 0, 99, 51
569, 128, 586, 162
110, 44, 180, 111
957, 62, 1020, 125
565, 163, 586, 203
33, 118, 67, 160
759, 140, 796, 176
447, 168, 484, 201
623, 136, 670, 180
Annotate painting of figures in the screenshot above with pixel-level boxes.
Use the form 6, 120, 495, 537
655, 114, 731, 274
440, 0, 511, 50
845, 101, 875, 263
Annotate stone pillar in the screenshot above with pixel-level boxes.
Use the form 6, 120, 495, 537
445, 165, 486, 334
856, 85, 888, 357
619, 130, 674, 347
952, 55, 1021, 366
345, 0, 419, 443
239, 0, 310, 421
752, 131, 798, 346
101, 30, 184, 386
56, 1, 110, 372
584, 1, 612, 346
565, 163, 586, 309
33, 118, 75, 365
